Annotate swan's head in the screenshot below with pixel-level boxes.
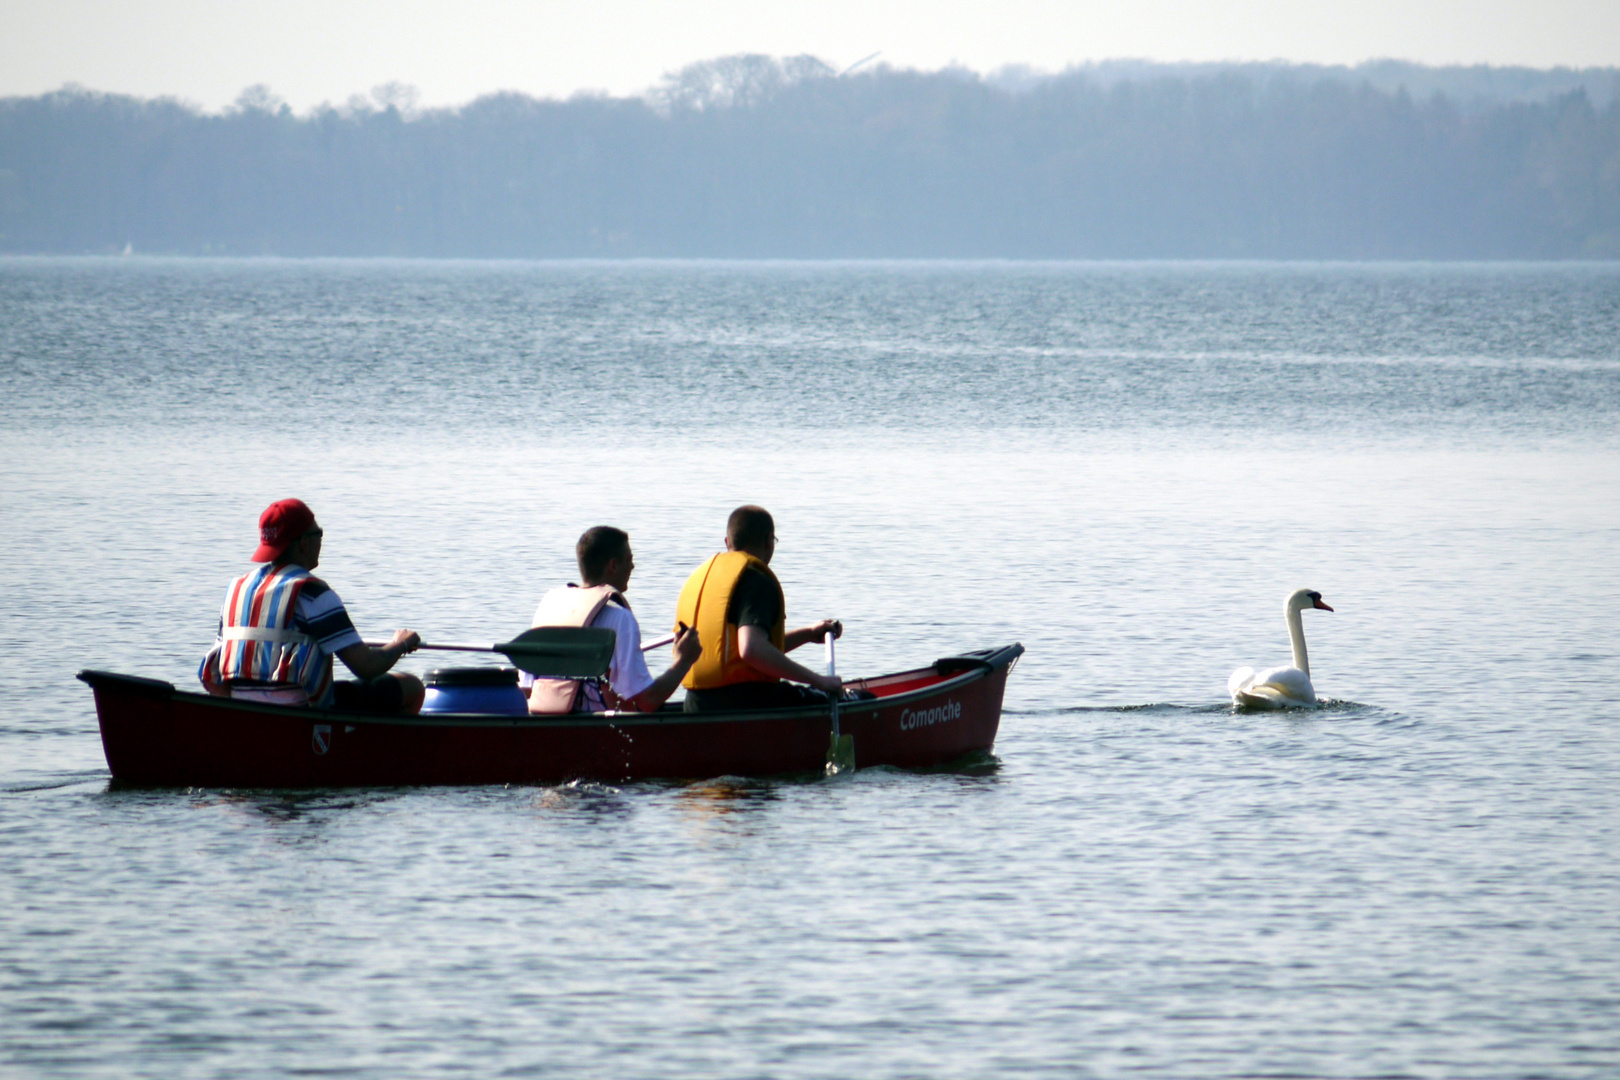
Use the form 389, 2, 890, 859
1286, 588, 1333, 613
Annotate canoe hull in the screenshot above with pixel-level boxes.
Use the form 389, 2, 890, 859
80, 645, 1021, 787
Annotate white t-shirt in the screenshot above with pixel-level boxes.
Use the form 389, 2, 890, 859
518, 600, 654, 708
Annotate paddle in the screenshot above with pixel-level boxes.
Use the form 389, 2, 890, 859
824, 630, 856, 775
367, 626, 616, 679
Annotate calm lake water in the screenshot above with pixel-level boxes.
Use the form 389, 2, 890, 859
2, 258, 1618, 1078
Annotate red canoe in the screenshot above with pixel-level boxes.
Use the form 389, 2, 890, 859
78, 645, 1022, 787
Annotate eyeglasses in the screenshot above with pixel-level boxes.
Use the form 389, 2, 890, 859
303, 527, 324, 541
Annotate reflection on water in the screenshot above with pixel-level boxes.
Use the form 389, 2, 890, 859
676, 777, 778, 810
674, 779, 783, 839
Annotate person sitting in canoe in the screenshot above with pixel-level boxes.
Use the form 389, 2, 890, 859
676, 505, 845, 713
524, 526, 702, 713
198, 498, 424, 713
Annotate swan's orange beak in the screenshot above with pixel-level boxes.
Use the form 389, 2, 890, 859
1313, 598, 1334, 611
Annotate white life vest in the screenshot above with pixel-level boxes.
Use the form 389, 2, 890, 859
527, 583, 626, 714
198, 563, 333, 707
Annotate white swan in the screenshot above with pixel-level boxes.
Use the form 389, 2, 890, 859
1228, 588, 1334, 709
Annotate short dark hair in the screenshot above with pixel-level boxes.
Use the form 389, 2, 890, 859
576, 526, 630, 583
726, 506, 774, 554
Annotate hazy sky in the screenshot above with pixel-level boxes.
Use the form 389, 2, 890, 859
5, 0, 1617, 111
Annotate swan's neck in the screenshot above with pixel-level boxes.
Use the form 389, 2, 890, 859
1286, 605, 1310, 676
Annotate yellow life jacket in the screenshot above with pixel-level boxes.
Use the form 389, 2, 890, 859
674, 552, 785, 690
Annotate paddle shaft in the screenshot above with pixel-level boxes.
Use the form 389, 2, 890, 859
366, 640, 503, 654
382, 636, 674, 654
362, 626, 617, 679
373, 631, 669, 661
826, 634, 840, 736
821, 630, 857, 774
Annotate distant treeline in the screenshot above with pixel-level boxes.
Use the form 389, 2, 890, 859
2, 56, 1618, 258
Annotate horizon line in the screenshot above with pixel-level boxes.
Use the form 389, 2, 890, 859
9, 54, 1619, 118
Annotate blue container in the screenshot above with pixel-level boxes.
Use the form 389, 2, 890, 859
420, 667, 529, 716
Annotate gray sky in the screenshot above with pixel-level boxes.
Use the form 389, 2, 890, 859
5, 0, 1617, 111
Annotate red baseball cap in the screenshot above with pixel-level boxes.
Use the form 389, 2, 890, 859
251, 498, 317, 562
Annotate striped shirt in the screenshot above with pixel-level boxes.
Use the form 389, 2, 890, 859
215, 575, 362, 657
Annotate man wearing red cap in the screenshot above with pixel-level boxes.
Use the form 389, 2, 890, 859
199, 499, 424, 713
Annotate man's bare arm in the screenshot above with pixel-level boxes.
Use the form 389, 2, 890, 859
737, 624, 842, 693
782, 619, 842, 654
623, 625, 702, 712
336, 629, 420, 680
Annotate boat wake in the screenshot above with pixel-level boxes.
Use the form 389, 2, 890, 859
1012, 698, 1388, 719
0, 769, 111, 794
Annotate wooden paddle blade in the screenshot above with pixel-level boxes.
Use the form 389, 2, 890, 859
496, 627, 617, 678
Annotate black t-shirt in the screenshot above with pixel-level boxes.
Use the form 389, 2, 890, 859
727, 566, 781, 631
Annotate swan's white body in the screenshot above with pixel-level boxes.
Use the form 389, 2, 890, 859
1228, 588, 1333, 709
